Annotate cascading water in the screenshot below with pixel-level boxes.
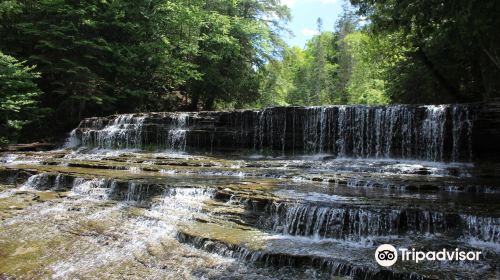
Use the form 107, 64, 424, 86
77, 112, 192, 151
295, 104, 475, 161
71, 104, 477, 161
257, 202, 500, 243
71, 178, 114, 199
421, 105, 447, 161
253, 108, 287, 154
1, 102, 497, 280
64, 129, 80, 149
21, 173, 50, 190
166, 113, 189, 151
80, 114, 146, 149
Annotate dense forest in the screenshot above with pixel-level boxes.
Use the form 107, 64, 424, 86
0, 0, 499, 144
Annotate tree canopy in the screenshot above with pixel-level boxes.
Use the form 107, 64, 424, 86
257, 0, 500, 107
0, 0, 499, 144
350, 0, 500, 102
0, 0, 289, 142
0, 51, 41, 145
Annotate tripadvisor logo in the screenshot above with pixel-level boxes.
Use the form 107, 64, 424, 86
375, 244, 398, 267
375, 244, 482, 267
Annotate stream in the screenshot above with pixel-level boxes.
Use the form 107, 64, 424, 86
0, 105, 499, 279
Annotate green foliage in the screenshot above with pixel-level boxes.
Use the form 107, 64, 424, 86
0, 0, 289, 141
1, 0, 498, 144
351, 0, 500, 103
258, 31, 339, 107
304, 29, 337, 105
258, 11, 392, 106
187, 0, 290, 110
332, 5, 358, 104
343, 32, 391, 104
260, 0, 500, 106
0, 51, 41, 145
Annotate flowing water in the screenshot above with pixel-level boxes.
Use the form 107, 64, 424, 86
0, 105, 499, 279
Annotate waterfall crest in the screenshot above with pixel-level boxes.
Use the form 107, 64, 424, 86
70, 104, 477, 161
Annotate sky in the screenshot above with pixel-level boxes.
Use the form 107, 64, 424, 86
282, 0, 345, 48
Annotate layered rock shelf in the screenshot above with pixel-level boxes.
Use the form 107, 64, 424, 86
68, 103, 500, 161
1, 103, 499, 279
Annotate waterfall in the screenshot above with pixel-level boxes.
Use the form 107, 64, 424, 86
166, 113, 189, 151
71, 178, 114, 199
125, 182, 152, 203
421, 105, 447, 161
462, 215, 500, 243
69, 104, 477, 161
64, 129, 80, 148
253, 108, 287, 153
21, 173, 50, 190
258, 202, 499, 243
80, 114, 146, 149
452, 106, 474, 161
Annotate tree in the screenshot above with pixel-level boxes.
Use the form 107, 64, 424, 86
258, 46, 304, 107
0, 0, 290, 141
310, 18, 325, 105
332, 4, 358, 103
187, 0, 290, 110
350, 0, 500, 102
343, 32, 391, 104
0, 0, 199, 135
0, 51, 41, 145
258, 29, 337, 106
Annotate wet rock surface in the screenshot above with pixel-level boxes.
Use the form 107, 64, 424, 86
1, 104, 500, 279
0, 149, 498, 279
70, 104, 488, 161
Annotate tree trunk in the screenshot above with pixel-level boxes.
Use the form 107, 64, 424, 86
204, 96, 215, 111
415, 47, 462, 102
188, 94, 199, 111
471, 44, 486, 101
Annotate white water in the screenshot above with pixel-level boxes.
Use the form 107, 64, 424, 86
70, 105, 477, 162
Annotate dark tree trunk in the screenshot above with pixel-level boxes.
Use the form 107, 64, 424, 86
471, 46, 486, 101
188, 94, 199, 111
203, 96, 215, 111
415, 47, 462, 102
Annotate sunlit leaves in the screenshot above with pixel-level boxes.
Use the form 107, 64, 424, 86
0, 52, 41, 144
